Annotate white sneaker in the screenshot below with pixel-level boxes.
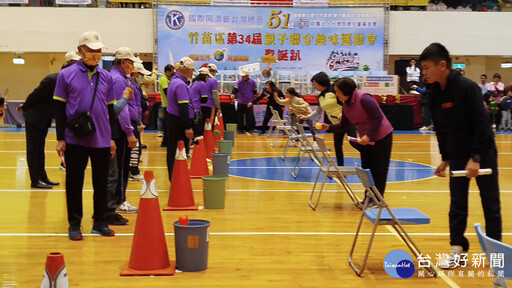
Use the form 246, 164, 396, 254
440, 245, 466, 270
156, 131, 163, 137
116, 201, 138, 214
128, 173, 144, 181
419, 126, 429, 131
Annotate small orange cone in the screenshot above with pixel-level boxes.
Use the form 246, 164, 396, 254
217, 110, 225, 138
203, 119, 215, 159
189, 137, 209, 179
121, 170, 175, 276
40, 252, 69, 288
214, 111, 224, 139
163, 141, 198, 211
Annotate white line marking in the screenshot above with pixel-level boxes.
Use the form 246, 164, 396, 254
0, 232, 510, 237
2, 189, 512, 193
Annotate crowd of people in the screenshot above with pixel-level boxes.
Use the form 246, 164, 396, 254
407, 59, 512, 132
14, 31, 502, 274
427, 0, 510, 11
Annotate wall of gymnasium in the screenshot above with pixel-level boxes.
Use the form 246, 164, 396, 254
0, 7, 511, 99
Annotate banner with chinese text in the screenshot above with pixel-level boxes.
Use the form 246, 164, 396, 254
56, 0, 91, 4
0, 0, 28, 3
157, 5, 385, 73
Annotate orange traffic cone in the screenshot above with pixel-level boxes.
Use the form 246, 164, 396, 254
215, 111, 225, 139
40, 252, 69, 288
163, 141, 198, 211
121, 170, 175, 276
203, 119, 215, 159
189, 137, 209, 179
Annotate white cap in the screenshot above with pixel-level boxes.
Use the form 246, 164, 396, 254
134, 63, 151, 75
78, 31, 106, 50
179, 57, 195, 70
197, 67, 213, 77
114, 47, 143, 63
239, 69, 250, 76
64, 51, 81, 62
207, 63, 217, 71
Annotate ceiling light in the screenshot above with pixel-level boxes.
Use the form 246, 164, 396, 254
13, 57, 25, 65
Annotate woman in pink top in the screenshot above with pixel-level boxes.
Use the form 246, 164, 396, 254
317, 77, 393, 198
487, 73, 505, 129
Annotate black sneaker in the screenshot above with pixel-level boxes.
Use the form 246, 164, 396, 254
68, 226, 83, 241
107, 213, 129, 225
91, 224, 115, 237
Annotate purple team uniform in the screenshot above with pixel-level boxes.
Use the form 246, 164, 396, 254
53, 61, 116, 147
234, 78, 257, 104
189, 80, 208, 115
203, 77, 218, 108
110, 66, 134, 137
166, 73, 194, 119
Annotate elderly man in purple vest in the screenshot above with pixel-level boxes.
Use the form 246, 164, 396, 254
54, 31, 124, 240
165, 57, 195, 180
230, 69, 257, 135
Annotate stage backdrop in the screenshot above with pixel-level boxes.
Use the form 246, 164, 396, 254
157, 5, 385, 73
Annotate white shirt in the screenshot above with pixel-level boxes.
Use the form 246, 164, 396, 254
478, 82, 489, 95
406, 66, 421, 82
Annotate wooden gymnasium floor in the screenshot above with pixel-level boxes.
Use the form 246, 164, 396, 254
0, 128, 510, 287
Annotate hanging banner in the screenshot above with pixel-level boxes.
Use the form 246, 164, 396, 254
0, 0, 28, 3
56, 0, 91, 3
157, 5, 385, 74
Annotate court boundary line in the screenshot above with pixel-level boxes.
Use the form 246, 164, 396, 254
0, 232, 510, 236
2, 188, 512, 193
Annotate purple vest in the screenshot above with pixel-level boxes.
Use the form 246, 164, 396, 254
343, 90, 393, 142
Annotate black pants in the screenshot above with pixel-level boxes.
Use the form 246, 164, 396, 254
422, 104, 432, 127
106, 152, 118, 217
64, 143, 110, 227
358, 132, 392, 197
146, 101, 160, 130
260, 105, 283, 133
200, 106, 213, 136
448, 145, 502, 251
25, 122, 49, 184
192, 112, 203, 138
129, 120, 141, 175
236, 103, 255, 133
166, 114, 189, 181
332, 123, 357, 166
114, 133, 130, 205
161, 110, 169, 146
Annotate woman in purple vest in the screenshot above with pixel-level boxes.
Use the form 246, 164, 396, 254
317, 77, 393, 198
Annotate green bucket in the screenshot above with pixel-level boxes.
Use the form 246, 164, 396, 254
226, 123, 237, 133
218, 140, 233, 156
202, 175, 227, 209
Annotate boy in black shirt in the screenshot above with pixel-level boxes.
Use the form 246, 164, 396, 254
419, 42, 502, 269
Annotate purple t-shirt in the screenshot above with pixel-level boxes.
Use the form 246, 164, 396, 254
166, 73, 194, 118
53, 61, 116, 148
202, 77, 218, 108
189, 80, 208, 114
129, 78, 142, 121
234, 78, 256, 104
110, 66, 134, 137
